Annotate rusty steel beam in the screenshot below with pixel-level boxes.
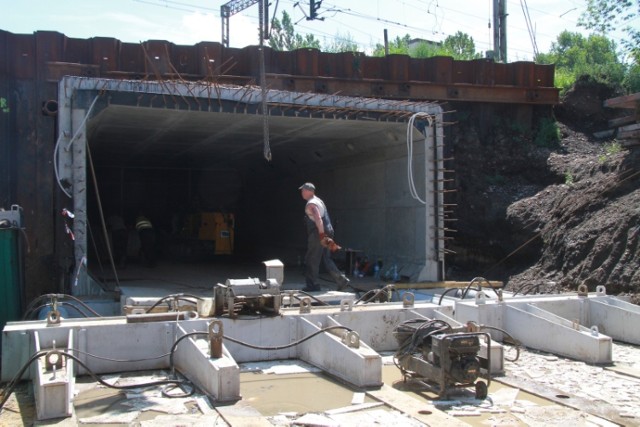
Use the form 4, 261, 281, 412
264, 75, 559, 105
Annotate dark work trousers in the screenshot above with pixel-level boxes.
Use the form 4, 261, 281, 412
138, 228, 156, 267
304, 229, 343, 288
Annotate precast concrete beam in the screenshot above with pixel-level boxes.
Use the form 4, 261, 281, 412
33, 330, 75, 420
454, 295, 613, 364
501, 289, 640, 345
2, 317, 186, 382
588, 296, 640, 345
503, 303, 612, 364
301, 301, 455, 352
3, 301, 505, 406
297, 316, 382, 388
172, 323, 240, 402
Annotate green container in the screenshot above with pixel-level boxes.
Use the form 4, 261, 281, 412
0, 228, 22, 331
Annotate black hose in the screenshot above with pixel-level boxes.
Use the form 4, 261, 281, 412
69, 348, 171, 363
0, 350, 48, 411
462, 277, 501, 299
168, 326, 355, 375
478, 324, 522, 362
437, 287, 462, 305
0, 348, 193, 412
294, 290, 330, 306
22, 293, 103, 319
145, 294, 204, 313
355, 285, 394, 304
22, 301, 93, 320
224, 325, 353, 350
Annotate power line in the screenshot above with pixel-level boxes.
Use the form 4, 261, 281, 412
128, 0, 585, 59
133, 0, 220, 14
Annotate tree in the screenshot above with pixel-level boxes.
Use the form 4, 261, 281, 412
537, 31, 626, 93
324, 32, 360, 53
578, 0, 639, 65
441, 31, 481, 60
372, 34, 411, 56
269, 11, 321, 50
372, 32, 480, 60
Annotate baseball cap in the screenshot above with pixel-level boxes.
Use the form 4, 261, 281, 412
298, 182, 315, 191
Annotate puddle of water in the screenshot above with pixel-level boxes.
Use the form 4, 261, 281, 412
239, 370, 376, 416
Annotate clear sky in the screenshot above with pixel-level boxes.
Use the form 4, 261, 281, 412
0, 0, 605, 61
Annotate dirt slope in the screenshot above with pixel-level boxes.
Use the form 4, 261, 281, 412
448, 82, 640, 301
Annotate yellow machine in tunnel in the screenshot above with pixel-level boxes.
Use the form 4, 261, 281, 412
184, 212, 234, 255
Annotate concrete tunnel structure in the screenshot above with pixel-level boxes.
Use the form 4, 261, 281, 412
0, 30, 559, 298
56, 76, 447, 294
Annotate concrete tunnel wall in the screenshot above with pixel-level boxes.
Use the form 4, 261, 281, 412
240, 132, 429, 277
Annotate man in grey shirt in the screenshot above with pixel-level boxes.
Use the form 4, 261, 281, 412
299, 182, 350, 292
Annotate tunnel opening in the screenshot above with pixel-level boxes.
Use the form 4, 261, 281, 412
57, 77, 445, 294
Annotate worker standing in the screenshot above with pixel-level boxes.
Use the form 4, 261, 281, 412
135, 214, 156, 267
299, 183, 350, 292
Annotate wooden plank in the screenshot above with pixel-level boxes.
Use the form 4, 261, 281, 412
608, 114, 638, 128
393, 281, 504, 290
620, 123, 640, 132
604, 92, 640, 109
604, 364, 640, 380
367, 384, 471, 427
495, 376, 628, 426
621, 139, 640, 148
618, 128, 640, 140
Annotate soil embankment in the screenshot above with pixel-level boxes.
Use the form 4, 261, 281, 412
448, 81, 640, 301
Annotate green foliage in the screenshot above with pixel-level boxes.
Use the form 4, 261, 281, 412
535, 118, 560, 148
372, 34, 411, 56
411, 41, 445, 58
579, 0, 639, 65
622, 64, 640, 93
564, 171, 575, 185
542, 31, 627, 93
441, 31, 482, 60
269, 11, 320, 50
0, 97, 9, 113
552, 68, 577, 95
598, 141, 623, 163
373, 32, 480, 60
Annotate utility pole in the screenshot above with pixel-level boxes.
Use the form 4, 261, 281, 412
492, 0, 507, 62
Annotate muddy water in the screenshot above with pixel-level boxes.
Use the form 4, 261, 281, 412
239, 370, 377, 416
239, 364, 557, 426
7, 364, 582, 427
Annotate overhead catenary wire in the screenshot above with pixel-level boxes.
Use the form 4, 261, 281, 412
126, 0, 589, 60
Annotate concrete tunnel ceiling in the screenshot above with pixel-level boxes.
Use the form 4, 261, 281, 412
86, 105, 411, 170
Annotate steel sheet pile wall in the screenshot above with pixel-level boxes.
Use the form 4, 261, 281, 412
0, 29, 558, 297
